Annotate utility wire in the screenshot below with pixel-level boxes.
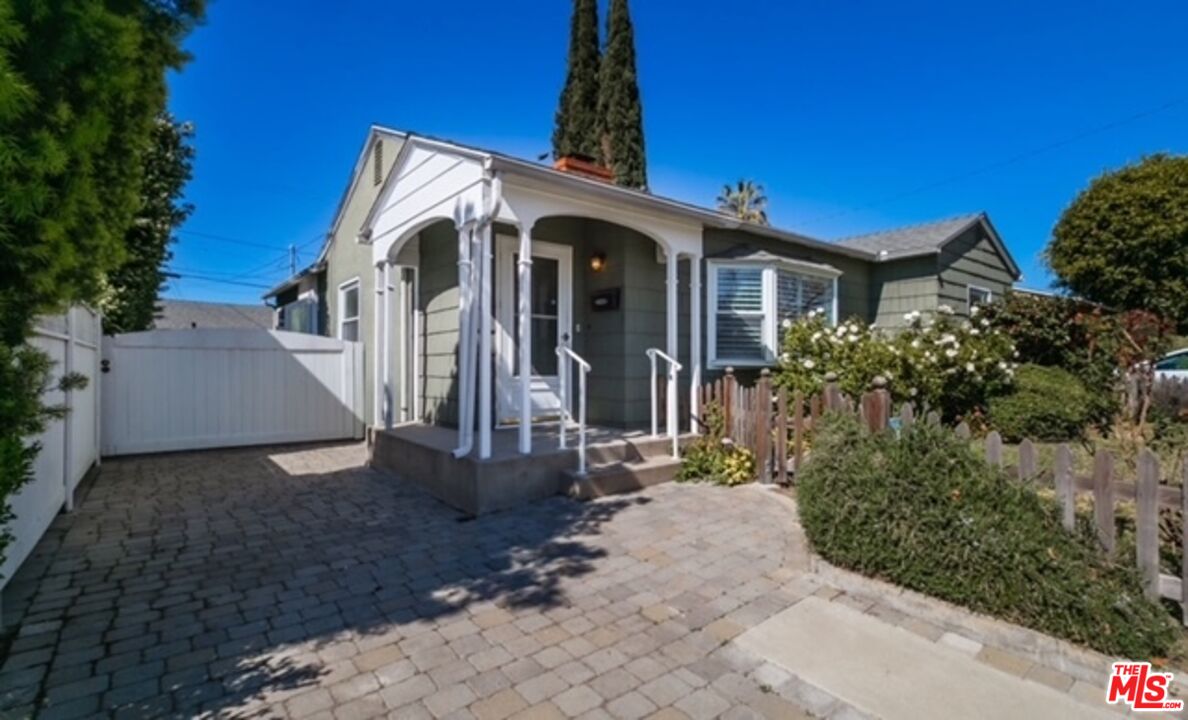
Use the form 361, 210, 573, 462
164, 271, 272, 289
807, 94, 1188, 224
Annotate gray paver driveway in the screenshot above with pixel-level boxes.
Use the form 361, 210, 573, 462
0, 442, 823, 719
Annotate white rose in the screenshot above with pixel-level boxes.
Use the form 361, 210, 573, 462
811, 332, 822, 342
945, 348, 957, 358
965, 362, 975, 373
970, 305, 979, 316
781, 318, 792, 330
909, 387, 918, 397
802, 358, 815, 369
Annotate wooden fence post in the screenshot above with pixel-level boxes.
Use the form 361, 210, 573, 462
1054, 444, 1075, 531
870, 376, 890, 432
1136, 449, 1160, 601
1017, 438, 1037, 481
776, 388, 788, 485
756, 369, 772, 484
1093, 450, 1115, 554
809, 394, 821, 426
823, 373, 840, 411
985, 431, 1003, 468
723, 367, 735, 441
793, 390, 805, 475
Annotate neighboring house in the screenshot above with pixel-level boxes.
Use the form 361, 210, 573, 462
265, 124, 1022, 512
154, 299, 273, 330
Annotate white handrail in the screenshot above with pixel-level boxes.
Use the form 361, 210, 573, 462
556, 343, 592, 475
646, 348, 683, 459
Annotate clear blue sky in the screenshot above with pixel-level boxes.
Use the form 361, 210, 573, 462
165, 0, 1188, 304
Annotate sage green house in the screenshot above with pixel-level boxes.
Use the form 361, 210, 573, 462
266, 125, 1021, 513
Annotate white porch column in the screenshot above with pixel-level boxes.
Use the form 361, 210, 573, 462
517, 223, 534, 454
453, 224, 475, 457
373, 262, 384, 429
689, 254, 702, 435
666, 249, 679, 439
478, 220, 494, 459
381, 261, 392, 429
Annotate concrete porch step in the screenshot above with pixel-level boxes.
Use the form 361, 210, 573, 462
562, 455, 683, 501
584, 433, 695, 465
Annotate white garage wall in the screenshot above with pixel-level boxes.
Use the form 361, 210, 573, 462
2, 306, 102, 591
100, 329, 364, 456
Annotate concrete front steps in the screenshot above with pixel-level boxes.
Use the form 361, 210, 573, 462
562, 433, 694, 500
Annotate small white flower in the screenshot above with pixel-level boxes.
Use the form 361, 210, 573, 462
965, 362, 975, 373
780, 352, 791, 363
980, 317, 990, 327
781, 318, 792, 330
970, 305, 979, 316
970, 328, 980, 336
909, 387, 918, 397
910, 339, 921, 349
847, 323, 859, 334
802, 358, 815, 369
847, 334, 858, 343
997, 361, 1008, 370
945, 348, 958, 358
810, 331, 822, 342
938, 304, 954, 315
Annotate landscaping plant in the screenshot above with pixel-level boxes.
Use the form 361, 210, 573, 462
797, 413, 1178, 659
776, 307, 1016, 421
677, 401, 756, 486
988, 364, 1094, 442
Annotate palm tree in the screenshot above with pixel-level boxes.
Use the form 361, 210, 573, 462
716, 180, 769, 225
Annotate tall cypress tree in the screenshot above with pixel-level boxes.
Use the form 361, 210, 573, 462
598, 0, 647, 188
552, 0, 601, 160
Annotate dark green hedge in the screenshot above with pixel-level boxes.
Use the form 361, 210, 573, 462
798, 414, 1177, 659
989, 364, 1093, 442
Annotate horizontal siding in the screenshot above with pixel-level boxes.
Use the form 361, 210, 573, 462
418, 223, 460, 426
938, 227, 1015, 316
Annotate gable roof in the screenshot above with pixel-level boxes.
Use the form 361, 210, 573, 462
835, 212, 1021, 278
362, 127, 875, 261
154, 300, 273, 330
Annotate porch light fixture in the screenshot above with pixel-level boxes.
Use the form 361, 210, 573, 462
590, 252, 607, 273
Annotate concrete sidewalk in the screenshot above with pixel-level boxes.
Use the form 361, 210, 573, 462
736, 596, 1114, 720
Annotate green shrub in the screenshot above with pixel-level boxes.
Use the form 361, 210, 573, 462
776, 308, 1016, 422
989, 364, 1092, 442
798, 414, 1177, 659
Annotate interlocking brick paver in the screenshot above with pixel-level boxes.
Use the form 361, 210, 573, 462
11, 441, 1100, 720
470, 687, 530, 720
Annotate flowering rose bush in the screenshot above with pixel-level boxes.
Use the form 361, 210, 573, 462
775, 306, 1017, 420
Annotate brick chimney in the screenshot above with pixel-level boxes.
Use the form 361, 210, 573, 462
553, 154, 614, 183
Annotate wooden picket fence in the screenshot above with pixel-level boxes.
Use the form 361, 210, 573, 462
694, 367, 1188, 622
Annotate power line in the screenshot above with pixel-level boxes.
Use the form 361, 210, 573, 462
165, 271, 272, 289
807, 94, 1188, 223
177, 230, 323, 252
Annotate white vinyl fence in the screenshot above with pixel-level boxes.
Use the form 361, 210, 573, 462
101, 329, 364, 456
1, 306, 102, 589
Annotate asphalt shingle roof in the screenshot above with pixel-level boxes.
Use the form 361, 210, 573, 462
154, 300, 273, 330
834, 213, 983, 258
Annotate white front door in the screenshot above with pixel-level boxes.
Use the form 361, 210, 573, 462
496, 236, 573, 425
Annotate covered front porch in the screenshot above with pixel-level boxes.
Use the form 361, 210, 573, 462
364, 139, 706, 488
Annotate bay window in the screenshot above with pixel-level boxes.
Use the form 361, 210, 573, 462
708, 260, 839, 366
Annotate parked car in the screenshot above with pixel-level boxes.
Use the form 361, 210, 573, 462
1154, 348, 1188, 381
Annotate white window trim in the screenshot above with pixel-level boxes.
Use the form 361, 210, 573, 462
707, 259, 840, 369
967, 284, 992, 311
338, 277, 361, 340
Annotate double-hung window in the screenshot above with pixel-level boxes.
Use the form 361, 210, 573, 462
967, 285, 992, 312
338, 278, 361, 341
709, 260, 839, 367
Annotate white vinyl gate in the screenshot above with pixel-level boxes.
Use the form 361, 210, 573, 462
2, 307, 102, 591
101, 329, 364, 456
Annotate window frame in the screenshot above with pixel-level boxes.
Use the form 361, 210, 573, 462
338, 277, 361, 341
967, 284, 992, 311
707, 259, 840, 368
